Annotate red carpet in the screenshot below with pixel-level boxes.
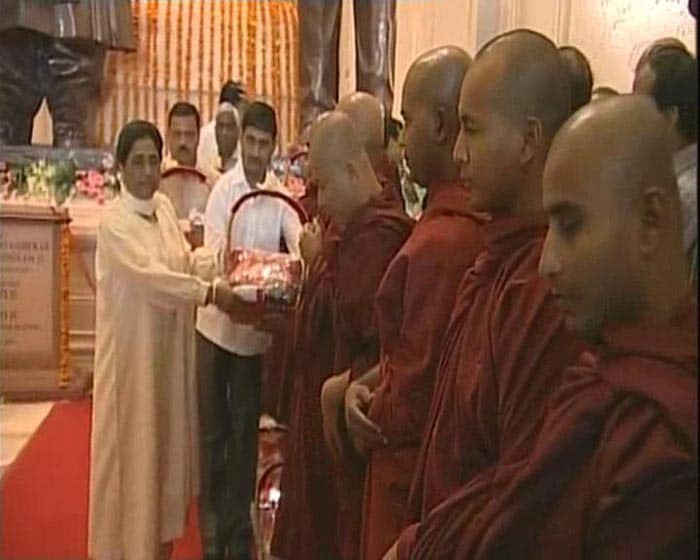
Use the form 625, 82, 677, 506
1, 399, 201, 560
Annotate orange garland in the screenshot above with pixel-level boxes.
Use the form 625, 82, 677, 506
150, 0, 159, 122
185, 0, 194, 98
270, 2, 281, 147
93, 1, 300, 147
246, 1, 257, 97
238, 0, 245, 87
198, 0, 205, 112
163, 0, 171, 120
176, 0, 183, 96
58, 221, 71, 389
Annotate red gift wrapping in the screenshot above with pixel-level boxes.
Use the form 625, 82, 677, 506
226, 248, 303, 310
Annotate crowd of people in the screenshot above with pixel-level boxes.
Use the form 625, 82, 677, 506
87, 27, 697, 560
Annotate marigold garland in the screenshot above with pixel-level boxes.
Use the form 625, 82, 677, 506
163, 0, 171, 120
270, 2, 282, 146
150, 0, 159, 123
198, 0, 205, 112
58, 219, 71, 389
246, 1, 258, 98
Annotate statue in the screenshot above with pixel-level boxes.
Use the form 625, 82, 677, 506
0, 1, 136, 148
297, 0, 397, 134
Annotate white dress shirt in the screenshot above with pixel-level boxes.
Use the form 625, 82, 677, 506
196, 162, 302, 356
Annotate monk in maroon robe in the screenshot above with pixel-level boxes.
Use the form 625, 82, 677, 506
337, 92, 406, 212
338, 47, 485, 560
270, 214, 340, 559
277, 112, 411, 560
381, 30, 587, 559
404, 95, 697, 559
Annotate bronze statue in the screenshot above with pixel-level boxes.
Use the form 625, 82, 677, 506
0, 1, 135, 148
298, 0, 397, 134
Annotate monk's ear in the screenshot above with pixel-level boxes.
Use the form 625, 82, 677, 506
520, 117, 543, 166
638, 186, 668, 257
345, 158, 360, 183
662, 106, 680, 130
434, 107, 449, 144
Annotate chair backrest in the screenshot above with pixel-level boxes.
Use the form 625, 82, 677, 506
160, 166, 210, 219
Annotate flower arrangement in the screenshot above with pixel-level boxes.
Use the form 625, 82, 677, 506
74, 169, 119, 204
1, 160, 117, 206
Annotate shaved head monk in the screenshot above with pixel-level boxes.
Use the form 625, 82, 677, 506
447, 95, 697, 558
284, 111, 411, 560
337, 91, 405, 207
384, 29, 586, 559
558, 46, 593, 112
270, 118, 341, 558
337, 46, 485, 559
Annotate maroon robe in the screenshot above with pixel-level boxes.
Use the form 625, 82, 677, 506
360, 181, 485, 559
271, 229, 341, 560
273, 193, 412, 560
376, 156, 405, 212
408, 304, 698, 559
397, 213, 585, 558
331, 194, 414, 560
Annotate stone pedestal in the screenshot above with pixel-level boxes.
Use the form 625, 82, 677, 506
0, 204, 77, 399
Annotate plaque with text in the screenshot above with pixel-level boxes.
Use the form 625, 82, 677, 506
0, 204, 70, 397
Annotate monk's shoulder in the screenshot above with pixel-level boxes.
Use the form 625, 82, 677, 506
411, 212, 483, 251
589, 389, 696, 510
352, 211, 413, 250
489, 245, 558, 326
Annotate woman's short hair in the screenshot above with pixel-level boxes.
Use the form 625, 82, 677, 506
115, 120, 164, 166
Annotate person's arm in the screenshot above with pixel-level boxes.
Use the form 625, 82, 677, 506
99, 218, 210, 307
355, 363, 380, 389
281, 203, 302, 257
203, 175, 231, 252
344, 362, 385, 455
321, 369, 352, 461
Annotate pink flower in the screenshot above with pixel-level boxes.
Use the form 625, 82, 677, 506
87, 170, 105, 189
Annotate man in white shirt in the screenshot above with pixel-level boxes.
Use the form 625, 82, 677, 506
198, 81, 247, 183
196, 101, 301, 560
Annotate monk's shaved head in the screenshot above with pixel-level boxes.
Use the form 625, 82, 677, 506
336, 92, 385, 166
540, 95, 686, 339
310, 111, 365, 168
402, 46, 472, 186
453, 29, 571, 217
558, 46, 593, 112
308, 111, 380, 229
404, 46, 472, 112
549, 95, 678, 204
475, 29, 572, 138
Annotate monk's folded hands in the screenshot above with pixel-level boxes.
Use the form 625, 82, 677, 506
344, 381, 387, 455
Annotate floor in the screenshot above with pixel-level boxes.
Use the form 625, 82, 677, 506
0, 400, 55, 479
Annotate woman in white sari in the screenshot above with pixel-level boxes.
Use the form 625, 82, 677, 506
88, 121, 242, 560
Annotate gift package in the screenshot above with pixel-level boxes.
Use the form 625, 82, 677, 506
226, 248, 304, 309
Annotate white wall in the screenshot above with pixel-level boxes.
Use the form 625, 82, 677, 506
566, 0, 696, 92
337, 0, 696, 117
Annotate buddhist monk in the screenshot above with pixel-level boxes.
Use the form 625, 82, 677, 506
558, 46, 593, 112
337, 91, 404, 206
423, 95, 697, 559
384, 29, 586, 559
276, 112, 413, 560
270, 201, 341, 560
337, 46, 485, 560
